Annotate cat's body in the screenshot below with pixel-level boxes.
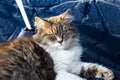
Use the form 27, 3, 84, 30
0, 9, 114, 80
0, 37, 55, 80
34, 9, 114, 80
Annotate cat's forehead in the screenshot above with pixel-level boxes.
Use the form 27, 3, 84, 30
45, 14, 63, 22
42, 23, 63, 34
42, 19, 71, 33
45, 18, 67, 29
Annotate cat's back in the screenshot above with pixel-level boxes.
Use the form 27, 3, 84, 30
0, 37, 33, 52
0, 37, 32, 60
0, 37, 55, 80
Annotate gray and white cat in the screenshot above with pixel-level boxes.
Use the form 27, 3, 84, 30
34, 9, 114, 80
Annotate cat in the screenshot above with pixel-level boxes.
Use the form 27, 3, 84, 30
0, 37, 55, 80
34, 9, 114, 80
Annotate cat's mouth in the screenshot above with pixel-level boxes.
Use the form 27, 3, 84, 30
47, 39, 77, 50
51, 42, 72, 50
48, 42, 65, 49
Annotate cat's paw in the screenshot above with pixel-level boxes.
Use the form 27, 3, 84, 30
96, 66, 114, 80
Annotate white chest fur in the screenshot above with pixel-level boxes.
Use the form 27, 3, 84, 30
46, 44, 83, 73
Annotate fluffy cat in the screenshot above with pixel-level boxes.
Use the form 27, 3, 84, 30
0, 37, 55, 80
34, 9, 114, 80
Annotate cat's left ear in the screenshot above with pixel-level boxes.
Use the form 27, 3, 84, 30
60, 9, 74, 23
34, 16, 48, 29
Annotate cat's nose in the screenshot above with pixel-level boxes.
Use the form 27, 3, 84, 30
57, 38, 63, 44
58, 40, 63, 44
56, 36, 63, 44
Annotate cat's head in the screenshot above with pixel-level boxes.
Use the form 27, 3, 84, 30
33, 9, 79, 50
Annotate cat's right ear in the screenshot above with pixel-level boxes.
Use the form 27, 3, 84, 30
61, 9, 74, 23
34, 16, 47, 29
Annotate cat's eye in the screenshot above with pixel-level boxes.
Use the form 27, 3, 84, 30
49, 34, 55, 38
62, 30, 67, 35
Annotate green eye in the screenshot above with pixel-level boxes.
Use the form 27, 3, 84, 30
62, 30, 67, 35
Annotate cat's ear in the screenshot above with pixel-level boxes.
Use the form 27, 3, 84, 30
34, 16, 48, 29
62, 9, 71, 16
60, 9, 74, 23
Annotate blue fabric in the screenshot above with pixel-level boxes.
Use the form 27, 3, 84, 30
0, 0, 120, 79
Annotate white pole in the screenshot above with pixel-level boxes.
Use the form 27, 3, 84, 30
15, 0, 32, 30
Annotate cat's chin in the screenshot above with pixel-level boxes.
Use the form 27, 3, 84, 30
50, 43, 73, 50
51, 43, 65, 49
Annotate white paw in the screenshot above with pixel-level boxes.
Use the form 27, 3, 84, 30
96, 66, 114, 80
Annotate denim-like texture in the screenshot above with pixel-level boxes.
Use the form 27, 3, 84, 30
0, 0, 120, 79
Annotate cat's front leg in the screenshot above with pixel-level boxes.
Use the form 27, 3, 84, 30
79, 63, 114, 80
55, 70, 86, 80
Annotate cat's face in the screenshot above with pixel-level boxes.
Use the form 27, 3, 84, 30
33, 9, 79, 50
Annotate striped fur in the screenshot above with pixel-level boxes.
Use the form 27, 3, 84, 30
0, 37, 55, 80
